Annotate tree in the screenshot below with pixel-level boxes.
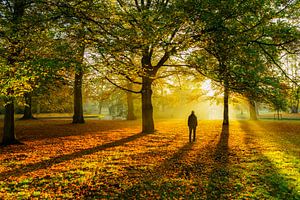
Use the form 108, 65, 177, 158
0, 0, 72, 144
187, 0, 300, 125
52, 1, 90, 124
283, 54, 300, 113
18, 43, 70, 120
86, 0, 191, 133
72, 32, 85, 124
0, 0, 47, 144
247, 98, 258, 120
20, 92, 36, 120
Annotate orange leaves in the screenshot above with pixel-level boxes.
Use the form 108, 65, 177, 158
0, 119, 299, 199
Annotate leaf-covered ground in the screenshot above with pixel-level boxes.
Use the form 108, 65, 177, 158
0, 119, 299, 199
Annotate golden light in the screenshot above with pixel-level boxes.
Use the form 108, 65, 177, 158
201, 79, 215, 97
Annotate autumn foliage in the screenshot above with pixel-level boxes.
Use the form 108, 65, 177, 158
0, 119, 299, 199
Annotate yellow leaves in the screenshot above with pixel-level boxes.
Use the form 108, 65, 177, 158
0, 119, 299, 198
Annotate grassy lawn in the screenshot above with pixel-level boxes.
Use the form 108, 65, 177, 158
0, 119, 299, 199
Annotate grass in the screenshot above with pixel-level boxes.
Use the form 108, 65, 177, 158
0, 119, 299, 199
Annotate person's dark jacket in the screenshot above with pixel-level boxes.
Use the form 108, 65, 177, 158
188, 114, 197, 128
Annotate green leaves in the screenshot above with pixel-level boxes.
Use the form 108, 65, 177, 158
187, 0, 299, 110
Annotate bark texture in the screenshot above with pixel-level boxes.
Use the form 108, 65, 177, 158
141, 76, 154, 133
223, 84, 229, 125
72, 66, 85, 124
2, 101, 18, 145
249, 99, 258, 120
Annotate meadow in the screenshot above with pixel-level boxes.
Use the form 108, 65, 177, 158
0, 119, 299, 199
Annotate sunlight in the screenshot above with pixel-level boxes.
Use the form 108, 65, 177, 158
201, 79, 215, 97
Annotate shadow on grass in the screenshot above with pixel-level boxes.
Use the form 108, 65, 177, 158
258, 121, 300, 149
116, 142, 196, 199
239, 121, 300, 199
116, 125, 230, 199
71, 123, 234, 199
0, 132, 147, 181
12, 120, 132, 142
206, 124, 230, 200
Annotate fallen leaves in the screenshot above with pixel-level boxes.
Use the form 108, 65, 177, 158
0, 119, 299, 199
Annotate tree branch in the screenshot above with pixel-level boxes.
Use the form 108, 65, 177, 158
104, 76, 141, 94
253, 39, 297, 47
155, 47, 176, 69
258, 43, 299, 87
134, 0, 141, 11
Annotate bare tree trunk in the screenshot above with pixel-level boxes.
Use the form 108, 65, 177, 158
223, 84, 229, 125
2, 100, 19, 145
141, 76, 154, 133
127, 83, 136, 120
249, 99, 258, 120
72, 66, 85, 124
72, 33, 85, 124
20, 93, 36, 120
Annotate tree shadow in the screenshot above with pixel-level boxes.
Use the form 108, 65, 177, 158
256, 121, 300, 153
76, 123, 228, 199
114, 142, 196, 199
116, 128, 222, 198
206, 124, 230, 200
0, 132, 147, 181
214, 124, 229, 163
239, 121, 300, 199
12, 120, 134, 142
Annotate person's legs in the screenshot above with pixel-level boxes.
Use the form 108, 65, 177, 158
189, 127, 192, 142
193, 127, 196, 142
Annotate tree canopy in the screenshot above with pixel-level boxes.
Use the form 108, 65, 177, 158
0, 0, 299, 144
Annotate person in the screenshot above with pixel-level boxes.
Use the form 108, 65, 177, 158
188, 111, 198, 142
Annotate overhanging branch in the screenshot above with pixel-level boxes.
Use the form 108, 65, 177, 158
104, 76, 141, 94
258, 43, 300, 87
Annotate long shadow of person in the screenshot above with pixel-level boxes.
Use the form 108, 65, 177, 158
207, 124, 230, 199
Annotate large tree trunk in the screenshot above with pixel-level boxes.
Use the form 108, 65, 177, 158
2, 101, 18, 145
72, 66, 85, 124
141, 76, 154, 133
20, 93, 36, 120
249, 99, 258, 120
223, 84, 229, 125
127, 83, 136, 120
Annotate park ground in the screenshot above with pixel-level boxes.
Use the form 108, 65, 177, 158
0, 119, 299, 199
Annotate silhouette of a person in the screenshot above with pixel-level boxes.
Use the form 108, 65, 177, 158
188, 111, 198, 142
